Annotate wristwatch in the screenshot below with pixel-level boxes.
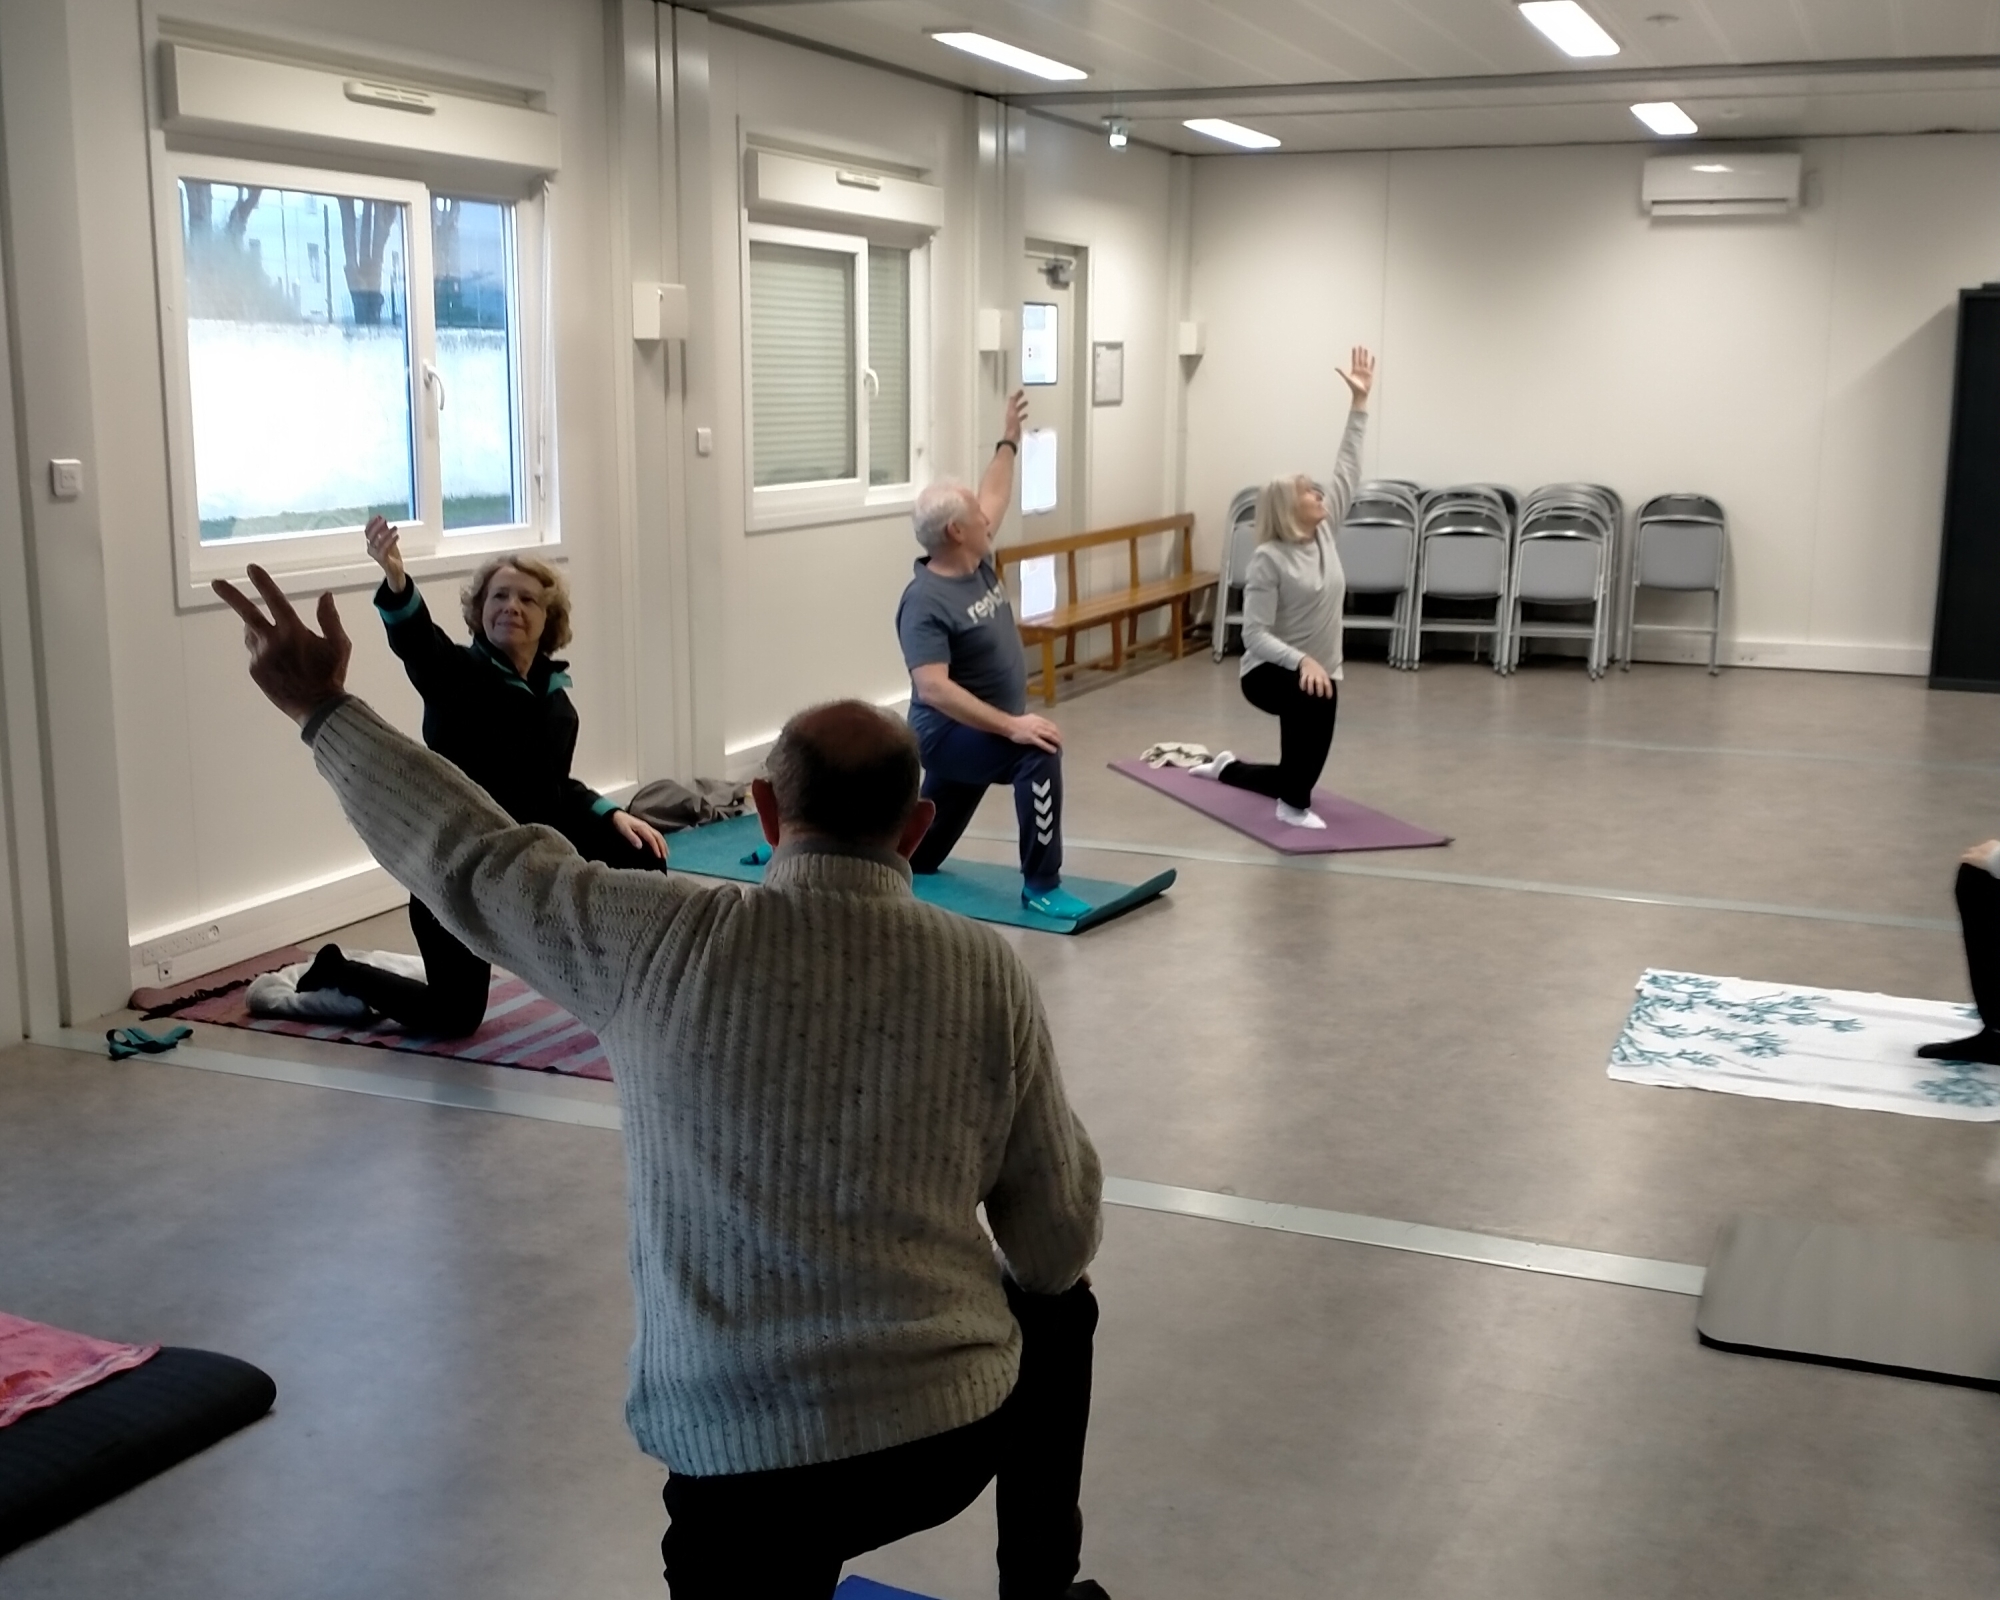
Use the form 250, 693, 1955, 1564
995, 437, 1018, 455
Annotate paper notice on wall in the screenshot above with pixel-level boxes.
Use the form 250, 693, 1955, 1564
1022, 302, 1059, 386
1018, 553, 1057, 619
1020, 428, 1058, 516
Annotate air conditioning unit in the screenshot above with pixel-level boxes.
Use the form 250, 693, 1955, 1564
1642, 153, 1802, 217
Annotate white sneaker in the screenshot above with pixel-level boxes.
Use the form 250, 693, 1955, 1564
1189, 751, 1235, 780
1276, 801, 1327, 829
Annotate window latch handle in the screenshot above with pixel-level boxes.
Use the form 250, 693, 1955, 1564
423, 361, 447, 412
862, 366, 880, 399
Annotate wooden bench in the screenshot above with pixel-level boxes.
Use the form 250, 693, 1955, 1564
994, 514, 1215, 705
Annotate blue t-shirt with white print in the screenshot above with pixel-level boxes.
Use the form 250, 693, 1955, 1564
896, 555, 1028, 740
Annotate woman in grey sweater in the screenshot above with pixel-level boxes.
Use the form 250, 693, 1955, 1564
1194, 347, 1374, 828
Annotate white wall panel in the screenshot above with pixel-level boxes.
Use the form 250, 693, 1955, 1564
1810, 137, 2000, 652
1186, 134, 2000, 672
48, 0, 637, 974
1021, 116, 1175, 532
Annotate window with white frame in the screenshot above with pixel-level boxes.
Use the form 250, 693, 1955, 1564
158, 151, 549, 590
746, 220, 926, 525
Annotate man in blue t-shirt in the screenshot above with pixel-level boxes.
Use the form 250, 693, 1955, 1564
895, 391, 1088, 921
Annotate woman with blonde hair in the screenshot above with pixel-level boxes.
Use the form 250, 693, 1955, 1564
1192, 347, 1374, 828
294, 517, 668, 1036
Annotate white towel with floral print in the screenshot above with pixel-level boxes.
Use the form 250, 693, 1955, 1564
1609, 968, 2000, 1121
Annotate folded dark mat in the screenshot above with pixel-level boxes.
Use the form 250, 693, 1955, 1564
0, 1347, 276, 1556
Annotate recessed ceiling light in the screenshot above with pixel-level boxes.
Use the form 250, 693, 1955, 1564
1183, 117, 1282, 150
1517, 2, 1620, 58
1631, 101, 1699, 135
930, 31, 1088, 81
1691, 162, 1732, 173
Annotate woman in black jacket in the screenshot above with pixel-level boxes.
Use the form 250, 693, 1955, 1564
297, 517, 667, 1036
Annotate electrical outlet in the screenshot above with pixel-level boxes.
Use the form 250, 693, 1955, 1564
137, 922, 222, 973
49, 459, 82, 500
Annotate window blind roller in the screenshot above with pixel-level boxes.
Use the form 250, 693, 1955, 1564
868, 247, 910, 487
750, 241, 854, 486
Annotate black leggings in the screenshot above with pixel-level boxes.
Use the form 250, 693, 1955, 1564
322, 822, 666, 1038
1218, 662, 1339, 811
660, 1277, 1098, 1600
1957, 862, 2000, 1027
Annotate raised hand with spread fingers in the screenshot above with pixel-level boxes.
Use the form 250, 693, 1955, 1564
1338, 345, 1375, 409
211, 565, 351, 725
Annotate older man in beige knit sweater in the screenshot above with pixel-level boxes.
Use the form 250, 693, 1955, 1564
215, 567, 1111, 1600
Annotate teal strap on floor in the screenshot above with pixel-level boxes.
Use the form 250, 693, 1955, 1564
105, 1024, 192, 1061
666, 815, 1175, 935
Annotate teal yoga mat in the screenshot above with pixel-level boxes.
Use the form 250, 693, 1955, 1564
665, 815, 1174, 935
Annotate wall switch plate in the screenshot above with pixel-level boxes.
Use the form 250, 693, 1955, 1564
49, 459, 82, 499
694, 427, 713, 456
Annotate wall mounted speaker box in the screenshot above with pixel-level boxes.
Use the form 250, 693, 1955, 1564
1931, 287, 2000, 692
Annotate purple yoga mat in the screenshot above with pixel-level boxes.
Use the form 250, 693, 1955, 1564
1110, 759, 1451, 854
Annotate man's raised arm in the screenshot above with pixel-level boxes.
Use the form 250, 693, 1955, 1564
214, 567, 688, 1030
974, 389, 1029, 532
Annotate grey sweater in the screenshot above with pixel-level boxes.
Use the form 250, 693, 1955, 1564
1241, 407, 1370, 681
304, 698, 1103, 1475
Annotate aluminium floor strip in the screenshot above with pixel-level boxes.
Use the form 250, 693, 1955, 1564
964, 829, 1957, 933
45, 1028, 1703, 1298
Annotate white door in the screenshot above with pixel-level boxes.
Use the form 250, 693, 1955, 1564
1017, 244, 1082, 539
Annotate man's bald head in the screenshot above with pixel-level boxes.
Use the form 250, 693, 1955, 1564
764, 700, 923, 847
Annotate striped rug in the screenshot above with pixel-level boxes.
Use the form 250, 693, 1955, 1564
174, 972, 611, 1082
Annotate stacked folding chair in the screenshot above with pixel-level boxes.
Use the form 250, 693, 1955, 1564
1210, 486, 1261, 661
1504, 483, 1623, 677
1337, 480, 1421, 667
1621, 494, 1727, 674
1409, 485, 1513, 671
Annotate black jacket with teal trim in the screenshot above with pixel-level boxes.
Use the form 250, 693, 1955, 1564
374, 577, 618, 848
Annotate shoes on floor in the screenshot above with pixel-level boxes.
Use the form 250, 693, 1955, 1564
1916, 1030, 2000, 1065
1023, 885, 1092, 920
1188, 750, 1234, 780
1275, 801, 1327, 830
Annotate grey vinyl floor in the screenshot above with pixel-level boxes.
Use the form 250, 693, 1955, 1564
5, 656, 2000, 1598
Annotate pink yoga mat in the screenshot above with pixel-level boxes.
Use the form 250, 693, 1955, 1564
174, 972, 612, 1082
1110, 759, 1450, 854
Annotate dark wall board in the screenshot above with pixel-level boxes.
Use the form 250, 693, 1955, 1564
1932, 287, 2000, 692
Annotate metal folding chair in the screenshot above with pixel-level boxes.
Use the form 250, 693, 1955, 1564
1211, 487, 1260, 661
1338, 482, 1420, 667
1622, 494, 1727, 674
1507, 505, 1612, 676
1410, 490, 1512, 671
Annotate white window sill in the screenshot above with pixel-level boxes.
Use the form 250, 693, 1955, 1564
178, 534, 563, 611
748, 493, 915, 536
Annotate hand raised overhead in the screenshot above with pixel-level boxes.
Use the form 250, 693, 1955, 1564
1002, 388, 1029, 447
211, 564, 353, 726
1338, 345, 1375, 406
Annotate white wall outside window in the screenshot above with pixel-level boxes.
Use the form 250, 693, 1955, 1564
154, 150, 553, 604
743, 219, 928, 530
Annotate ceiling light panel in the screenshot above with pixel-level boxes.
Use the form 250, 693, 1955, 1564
1183, 118, 1282, 150
929, 31, 1087, 81
1631, 101, 1699, 135
1517, 2, 1620, 58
